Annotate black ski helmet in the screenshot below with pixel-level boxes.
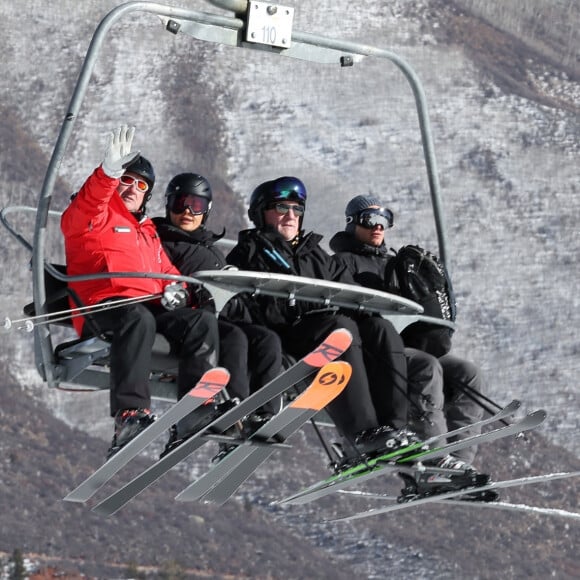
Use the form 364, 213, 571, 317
248, 176, 307, 228
125, 155, 155, 212
165, 173, 213, 224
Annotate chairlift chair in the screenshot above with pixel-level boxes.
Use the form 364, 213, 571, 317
1, 0, 452, 401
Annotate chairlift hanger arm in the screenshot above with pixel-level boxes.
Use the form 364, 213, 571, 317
206, 0, 248, 13
0, 205, 59, 253
162, 6, 448, 265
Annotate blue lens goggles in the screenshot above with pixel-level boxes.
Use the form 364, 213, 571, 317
272, 184, 307, 203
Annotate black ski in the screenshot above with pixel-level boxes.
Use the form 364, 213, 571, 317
91, 328, 353, 515
184, 398, 519, 505
336, 489, 580, 521
330, 470, 580, 521
64, 367, 230, 503
278, 409, 546, 506
175, 361, 352, 505
415, 399, 521, 448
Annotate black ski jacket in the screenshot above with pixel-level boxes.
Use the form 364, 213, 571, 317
153, 217, 226, 272
153, 217, 253, 322
329, 231, 396, 290
226, 227, 357, 329
330, 230, 453, 357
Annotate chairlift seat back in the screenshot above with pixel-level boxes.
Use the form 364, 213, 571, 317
25, 264, 180, 400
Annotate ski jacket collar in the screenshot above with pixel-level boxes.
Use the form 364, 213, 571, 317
238, 226, 323, 252
329, 230, 391, 258
153, 217, 225, 246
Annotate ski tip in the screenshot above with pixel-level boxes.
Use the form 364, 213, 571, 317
91, 504, 115, 517
290, 361, 351, 410
63, 493, 87, 503
303, 328, 353, 367
201, 366, 231, 383
186, 367, 230, 398
531, 409, 548, 422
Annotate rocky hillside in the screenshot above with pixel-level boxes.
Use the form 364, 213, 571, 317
1, 365, 579, 579
0, 372, 360, 579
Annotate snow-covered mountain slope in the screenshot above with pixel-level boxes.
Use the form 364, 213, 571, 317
0, 0, 578, 455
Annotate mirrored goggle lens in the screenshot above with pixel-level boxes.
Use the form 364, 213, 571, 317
168, 194, 210, 214
270, 203, 305, 216
273, 187, 307, 203
357, 208, 394, 229
120, 175, 149, 192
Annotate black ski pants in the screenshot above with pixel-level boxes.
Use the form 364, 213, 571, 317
88, 302, 219, 416
217, 319, 283, 407
441, 354, 486, 463
358, 316, 409, 429
278, 313, 379, 438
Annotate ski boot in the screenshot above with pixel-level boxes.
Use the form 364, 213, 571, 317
242, 410, 275, 436
210, 410, 275, 464
211, 442, 237, 464
160, 399, 237, 458
354, 425, 424, 458
332, 425, 425, 472
395, 426, 429, 453
107, 408, 156, 460
398, 455, 497, 502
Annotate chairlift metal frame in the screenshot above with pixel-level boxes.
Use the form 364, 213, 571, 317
4, 0, 450, 393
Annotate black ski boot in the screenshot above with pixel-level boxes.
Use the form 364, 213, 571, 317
242, 410, 274, 436
354, 425, 423, 457
107, 408, 156, 460
211, 442, 237, 464
209, 410, 274, 464
160, 399, 237, 458
332, 425, 425, 471
398, 455, 496, 501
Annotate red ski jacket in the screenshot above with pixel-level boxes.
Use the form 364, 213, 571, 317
61, 166, 181, 335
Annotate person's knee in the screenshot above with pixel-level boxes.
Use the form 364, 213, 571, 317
359, 316, 404, 351
330, 314, 358, 332
407, 348, 442, 379
441, 354, 483, 391
254, 326, 282, 350
125, 303, 156, 335
184, 309, 220, 346
461, 359, 481, 384
360, 316, 398, 336
219, 320, 247, 346
320, 315, 362, 347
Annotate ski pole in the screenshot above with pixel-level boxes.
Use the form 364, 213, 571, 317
2, 293, 162, 333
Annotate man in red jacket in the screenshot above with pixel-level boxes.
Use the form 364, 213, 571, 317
61, 125, 220, 459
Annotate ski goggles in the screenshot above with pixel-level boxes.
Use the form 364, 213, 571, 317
347, 207, 394, 230
119, 174, 150, 193
268, 202, 305, 217
271, 183, 307, 204
167, 194, 210, 215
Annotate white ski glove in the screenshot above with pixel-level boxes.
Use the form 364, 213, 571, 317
161, 283, 189, 311
101, 125, 140, 178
